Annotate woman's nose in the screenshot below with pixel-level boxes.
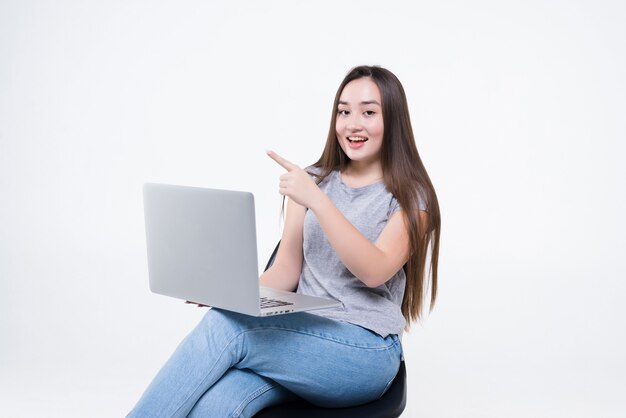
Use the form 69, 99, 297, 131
346, 115, 363, 131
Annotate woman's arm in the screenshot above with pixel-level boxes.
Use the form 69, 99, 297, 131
267, 150, 420, 288
259, 197, 306, 292
312, 195, 428, 288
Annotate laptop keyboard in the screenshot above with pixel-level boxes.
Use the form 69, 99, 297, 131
260, 297, 294, 309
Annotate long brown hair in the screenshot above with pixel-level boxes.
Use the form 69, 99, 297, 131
312, 65, 441, 325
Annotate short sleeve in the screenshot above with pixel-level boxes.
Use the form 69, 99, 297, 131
388, 196, 402, 217
417, 190, 427, 211
388, 190, 428, 216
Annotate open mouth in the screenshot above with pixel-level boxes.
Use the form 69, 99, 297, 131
347, 136, 368, 143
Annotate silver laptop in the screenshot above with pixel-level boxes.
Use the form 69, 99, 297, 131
142, 183, 341, 316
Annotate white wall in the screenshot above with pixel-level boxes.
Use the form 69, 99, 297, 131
1, 1, 624, 416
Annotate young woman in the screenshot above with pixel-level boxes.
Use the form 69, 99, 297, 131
128, 65, 440, 417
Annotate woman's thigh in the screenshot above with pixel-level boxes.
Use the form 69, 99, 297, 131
188, 368, 296, 418
207, 309, 403, 407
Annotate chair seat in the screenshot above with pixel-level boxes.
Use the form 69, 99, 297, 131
254, 360, 406, 418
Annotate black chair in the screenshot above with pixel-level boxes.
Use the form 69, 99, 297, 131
254, 242, 407, 418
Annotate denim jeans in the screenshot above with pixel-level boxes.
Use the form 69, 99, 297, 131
128, 308, 402, 418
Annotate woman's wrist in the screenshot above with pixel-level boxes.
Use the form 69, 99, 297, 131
309, 189, 331, 214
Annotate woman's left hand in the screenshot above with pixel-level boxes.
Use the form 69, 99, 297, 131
267, 150, 323, 209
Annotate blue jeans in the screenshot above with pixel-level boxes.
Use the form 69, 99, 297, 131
128, 309, 402, 417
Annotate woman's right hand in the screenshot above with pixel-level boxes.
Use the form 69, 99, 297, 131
266, 150, 324, 210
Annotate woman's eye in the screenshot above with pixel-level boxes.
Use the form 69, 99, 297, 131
338, 109, 350, 116
364, 110, 376, 116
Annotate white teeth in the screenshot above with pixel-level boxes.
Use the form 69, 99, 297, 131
348, 136, 367, 142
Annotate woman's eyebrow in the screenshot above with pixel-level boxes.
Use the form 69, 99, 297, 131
338, 100, 381, 106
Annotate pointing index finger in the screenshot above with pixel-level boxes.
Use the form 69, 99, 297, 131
266, 150, 298, 171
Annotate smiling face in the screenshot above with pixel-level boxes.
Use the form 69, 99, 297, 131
335, 77, 384, 168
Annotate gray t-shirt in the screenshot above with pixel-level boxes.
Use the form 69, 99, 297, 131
297, 170, 416, 338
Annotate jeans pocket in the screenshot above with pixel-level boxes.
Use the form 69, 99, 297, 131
378, 374, 396, 399
377, 359, 401, 399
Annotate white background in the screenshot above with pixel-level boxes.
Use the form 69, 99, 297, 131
1, 1, 625, 417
